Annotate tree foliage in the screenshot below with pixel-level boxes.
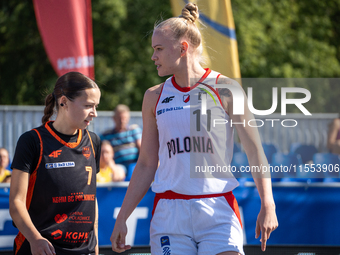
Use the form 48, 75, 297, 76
0, 0, 339, 112
232, 0, 340, 113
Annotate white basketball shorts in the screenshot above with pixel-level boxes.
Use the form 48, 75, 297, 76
150, 191, 244, 255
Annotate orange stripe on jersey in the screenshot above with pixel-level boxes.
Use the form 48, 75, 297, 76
26, 129, 43, 208
14, 173, 38, 254
14, 232, 26, 255
86, 129, 95, 157
45, 121, 82, 148
14, 129, 43, 254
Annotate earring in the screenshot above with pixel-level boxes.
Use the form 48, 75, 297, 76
60, 103, 64, 107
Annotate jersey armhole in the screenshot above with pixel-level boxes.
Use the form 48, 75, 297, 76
88, 131, 101, 173
215, 74, 230, 116
87, 130, 96, 158
32, 129, 43, 173
154, 83, 165, 116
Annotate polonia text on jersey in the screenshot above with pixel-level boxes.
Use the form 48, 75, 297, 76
166, 136, 213, 159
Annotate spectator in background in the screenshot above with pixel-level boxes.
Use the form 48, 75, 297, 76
0, 147, 11, 183
327, 115, 340, 154
100, 104, 142, 172
98, 140, 126, 182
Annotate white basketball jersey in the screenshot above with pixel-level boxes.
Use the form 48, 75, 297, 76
153, 68, 239, 195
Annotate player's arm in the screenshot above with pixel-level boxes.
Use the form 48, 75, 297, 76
217, 76, 278, 252
327, 118, 340, 154
10, 169, 56, 255
110, 84, 162, 253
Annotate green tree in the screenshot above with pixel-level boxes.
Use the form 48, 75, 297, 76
92, 0, 172, 110
232, 0, 340, 113
0, 1, 56, 105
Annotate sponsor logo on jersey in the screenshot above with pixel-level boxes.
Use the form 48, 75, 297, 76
55, 213, 68, 223
157, 106, 184, 116
49, 150, 62, 158
51, 229, 90, 241
161, 236, 170, 246
45, 162, 75, 169
82, 146, 91, 159
51, 229, 63, 240
160, 236, 171, 255
162, 96, 174, 103
183, 94, 190, 103
65, 231, 89, 240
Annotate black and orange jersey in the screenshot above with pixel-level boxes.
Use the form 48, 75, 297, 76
11, 121, 101, 255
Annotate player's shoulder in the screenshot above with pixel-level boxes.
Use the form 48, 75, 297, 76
87, 130, 100, 140
87, 130, 101, 149
144, 83, 164, 104
216, 75, 244, 100
142, 82, 165, 115
145, 82, 164, 98
216, 75, 241, 87
18, 129, 40, 144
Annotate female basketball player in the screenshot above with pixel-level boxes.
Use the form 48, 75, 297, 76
10, 72, 101, 255
111, 3, 278, 254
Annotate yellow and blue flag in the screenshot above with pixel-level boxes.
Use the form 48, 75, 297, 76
170, 0, 241, 78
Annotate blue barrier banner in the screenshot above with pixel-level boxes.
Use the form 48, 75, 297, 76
96, 184, 155, 246
1, 182, 340, 250
0, 187, 17, 250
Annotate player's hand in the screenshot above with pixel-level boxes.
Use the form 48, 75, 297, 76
110, 219, 132, 253
255, 202, 278, 251
30, 237, 56, 255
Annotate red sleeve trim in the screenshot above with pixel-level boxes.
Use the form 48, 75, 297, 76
216, 73, 221, 84
154, 83, 165, 115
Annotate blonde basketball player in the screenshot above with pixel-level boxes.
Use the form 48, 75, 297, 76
111, 3, 278, 255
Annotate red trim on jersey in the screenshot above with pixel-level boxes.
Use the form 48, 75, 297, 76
86, 129, 95, 157
171, 68, 211, 92
216, 73, 221, 84
152, 190, 242, 228
45, 121, 82, 148
154, 83, 165, 115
